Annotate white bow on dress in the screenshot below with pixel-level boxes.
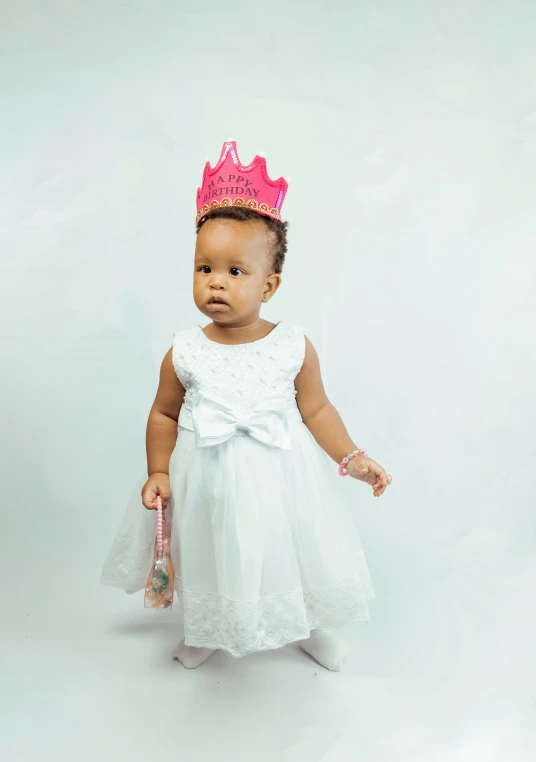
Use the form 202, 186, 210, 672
190, 392, 292, 450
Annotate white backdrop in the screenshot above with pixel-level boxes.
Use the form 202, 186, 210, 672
1, 1, 535, 760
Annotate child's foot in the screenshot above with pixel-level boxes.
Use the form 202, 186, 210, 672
299, 629, 349, 671
172, 640, 216, 669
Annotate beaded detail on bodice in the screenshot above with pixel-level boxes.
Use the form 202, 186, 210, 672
172, 321, 306, 412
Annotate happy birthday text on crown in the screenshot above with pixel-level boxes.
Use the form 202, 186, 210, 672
203, 174, 260, 203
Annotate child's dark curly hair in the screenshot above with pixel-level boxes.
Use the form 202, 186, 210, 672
195, 206, 288, 274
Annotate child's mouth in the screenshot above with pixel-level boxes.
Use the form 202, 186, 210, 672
208, 298, 228, 307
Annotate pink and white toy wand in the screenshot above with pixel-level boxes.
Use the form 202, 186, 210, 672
144, 495, 175, 609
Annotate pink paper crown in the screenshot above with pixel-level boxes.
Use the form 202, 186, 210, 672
196, 140, 289, 226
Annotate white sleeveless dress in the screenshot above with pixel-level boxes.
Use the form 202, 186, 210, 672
101, 321, 376, 657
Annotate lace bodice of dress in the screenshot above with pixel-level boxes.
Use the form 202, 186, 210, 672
172, 321, 306, 411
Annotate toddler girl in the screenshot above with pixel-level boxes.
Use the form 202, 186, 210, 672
101, 140, 392, 672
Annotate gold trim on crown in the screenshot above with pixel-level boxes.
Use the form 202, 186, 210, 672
196, 197, 281, 226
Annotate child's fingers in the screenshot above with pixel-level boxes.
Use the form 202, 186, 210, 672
376, 466, 389, 487
371, 469, 386, 494
141, 485, 158, 510
158, 488, 171, 507
373, 470, 392, 495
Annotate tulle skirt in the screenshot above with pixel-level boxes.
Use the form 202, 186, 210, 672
101, 419, 376, 657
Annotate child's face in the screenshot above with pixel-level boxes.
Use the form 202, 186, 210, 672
193, 218, 280, 323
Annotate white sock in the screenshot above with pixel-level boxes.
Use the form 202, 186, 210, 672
299, 629, 349, 672
172, 640, 216, 669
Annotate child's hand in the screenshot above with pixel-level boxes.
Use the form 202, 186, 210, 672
346, 456, 391, 497
141, 473, 171, 510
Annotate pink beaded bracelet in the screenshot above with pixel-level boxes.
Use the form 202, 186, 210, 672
339, 448, 367, 476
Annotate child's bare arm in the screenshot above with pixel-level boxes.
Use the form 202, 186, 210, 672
295, 337, 358, 465
295, 337, 390, 496
147, 348, 185, 474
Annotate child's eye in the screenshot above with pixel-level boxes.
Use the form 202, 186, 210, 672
199, 266, 211, 273
230, 268, 244, 276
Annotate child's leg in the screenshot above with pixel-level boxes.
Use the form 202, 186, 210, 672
172, 641, 216, 669
299, 629, 349, 671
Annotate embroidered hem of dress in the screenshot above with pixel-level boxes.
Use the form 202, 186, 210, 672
100, 537, 376, 657
176, 575, 374, 658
